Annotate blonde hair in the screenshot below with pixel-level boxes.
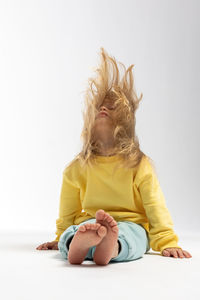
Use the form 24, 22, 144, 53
65, 47, 155, 175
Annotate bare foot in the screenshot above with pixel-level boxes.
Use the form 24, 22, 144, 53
68, 222, 107, 264
93, 209, 119, 265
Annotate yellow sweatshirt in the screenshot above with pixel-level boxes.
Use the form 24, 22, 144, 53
54, 154, 182, 254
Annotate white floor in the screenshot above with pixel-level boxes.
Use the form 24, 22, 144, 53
0, 231, 199, 300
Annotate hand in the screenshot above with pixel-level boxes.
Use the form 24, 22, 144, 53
36, 241, 58, 250
162, 247, 192, 258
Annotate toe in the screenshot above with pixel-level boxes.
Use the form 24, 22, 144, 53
106, 216, 117, 225
107, 215, 114, 222
96, 209, 105, 220
91, 223, 100, 230
112, 225, 119, 233
85, 223, 91, 230
103, 215, 111, 222
94, 223, 101, 230
98, 225, 107, 238
79, 225, 86, 232
90, 223, 95, 230
110, 220, 117, 226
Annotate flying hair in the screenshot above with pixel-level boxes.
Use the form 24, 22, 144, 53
64, 47, 156, 176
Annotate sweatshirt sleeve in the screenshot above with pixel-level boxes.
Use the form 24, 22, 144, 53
53, 161, 82, 242
136, 156, 182, 254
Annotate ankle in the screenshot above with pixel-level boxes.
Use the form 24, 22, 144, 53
66, 235, 74, 250
112, 241, 120, 258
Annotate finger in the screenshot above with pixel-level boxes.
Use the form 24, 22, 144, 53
43, 243, 50, 250
37, 246, 43, 250
39, 243, 48, 250
177, 249, 184, 258
183, 250, 192, 258
162, 250, 168, 256
162, 250, 170, 256
36, 245, 43, 250
171, 249, 178, 258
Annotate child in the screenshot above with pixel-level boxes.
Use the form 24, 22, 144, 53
36, 48, 192, 264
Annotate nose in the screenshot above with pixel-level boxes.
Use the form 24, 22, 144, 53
99, 105, 108, 113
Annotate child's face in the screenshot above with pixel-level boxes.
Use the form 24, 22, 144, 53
93, 98, 117, 135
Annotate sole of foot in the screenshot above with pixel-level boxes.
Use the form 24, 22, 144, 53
68, 222, 107, 264
93, 209, 119, 265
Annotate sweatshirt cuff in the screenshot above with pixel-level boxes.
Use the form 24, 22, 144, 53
54, 235, 61, 242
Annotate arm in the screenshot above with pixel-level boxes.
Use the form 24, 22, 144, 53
136, 157, 182, 255
54, 165, 82, 242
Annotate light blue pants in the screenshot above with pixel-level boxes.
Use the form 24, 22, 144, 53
58, 218, 150, 263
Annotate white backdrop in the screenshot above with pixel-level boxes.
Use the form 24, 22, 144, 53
0, 0, 199, 241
